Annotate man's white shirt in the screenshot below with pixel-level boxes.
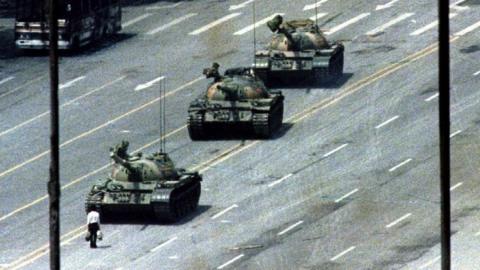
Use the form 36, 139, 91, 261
87, 211, 100, 224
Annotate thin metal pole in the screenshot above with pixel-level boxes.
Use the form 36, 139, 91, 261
438, 0, 450, 269
48, 0, 60, 269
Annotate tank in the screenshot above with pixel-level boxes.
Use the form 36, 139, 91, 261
187, 63, 284, 140
252, 15, 344, 86
85, 141, 202, 222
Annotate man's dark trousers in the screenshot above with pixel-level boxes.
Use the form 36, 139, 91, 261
88, 223, 99, 248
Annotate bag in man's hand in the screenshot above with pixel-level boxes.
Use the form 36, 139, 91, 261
97, 230, 103, 241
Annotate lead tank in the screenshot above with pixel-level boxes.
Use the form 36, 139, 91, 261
252, 15, 344, 86
85, 141, 202, 222
187, 63, 284, 140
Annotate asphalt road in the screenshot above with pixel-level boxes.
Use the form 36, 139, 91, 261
0, 0, 479, 269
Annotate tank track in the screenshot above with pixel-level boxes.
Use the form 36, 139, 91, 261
313, 50, 344, 84
188, 113, 206, 140
252, 102, 283, 138
151, 180, 201, 222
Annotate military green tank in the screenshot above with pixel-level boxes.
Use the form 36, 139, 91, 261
252, 15, 344, 86
85, 141, 202, 222
187, 63, 284, 140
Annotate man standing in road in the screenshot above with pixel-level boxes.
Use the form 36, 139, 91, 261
86, 206, 101, 248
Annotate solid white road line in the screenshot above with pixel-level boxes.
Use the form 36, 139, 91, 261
278, 220, 304, 236
450, 182, 463, 191
330, 246, 356, 261
0, 76, 14, 86
189, 13, 242, 35
323, 143, 348, 158
122, 13, 152, 28
425, 92, 439, 102
376, 0, 402, 11
211, 204, 238, 220
450, 130, 462, 138
59, 76, 86, 90
309, 12, 328, 22
366, 13, 414, 35
419, 256, 440, 269
335, 188, 359, 203
147, 13, 197, 35
234, 13, 285, 35
410, 13, 457, 36
268, 173, 293, 187
0, 76, 125, 139
304, 0, 329, 11
389, 158, 412, 172
134, 76, 165, 91
229, 0, 255, 11
324, 13, 370, 35
386, 213, 412, 228
217, 254, 244, 269
454, 20, 480, 36
146, 2, 182, 10
150, 236, 178, 253
375, 115, 399, 129
473, 70, 480, 76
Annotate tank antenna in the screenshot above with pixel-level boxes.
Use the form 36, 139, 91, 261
315, 2, 319, 27
159, 76, 166, 153
252, 1, 257, 67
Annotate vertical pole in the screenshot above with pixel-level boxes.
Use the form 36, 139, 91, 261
48, 0, 60, 269
438, 0, 450, 269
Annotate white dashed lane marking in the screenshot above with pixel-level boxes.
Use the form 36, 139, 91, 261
335, 188, 359, 203
189, 13, 242, 35
233, 13, 284, 36
147, 13, 197, 35
268, 173, 293, 187
122, 13, 152, 28
211, 204, 238, 220
217, 254, 244, 269
277, 220, 304, 236
366, 13, 414, 35
454, 20, 480, 36
0, 76, 14, 86
325, 13, 370, 35
386, 213, 412, 228
375, 115, 399, 129
410, 13, 457, 36
150, 236, 178, 253
389, 158, 412, 172
304, 0, 329, 11
330, 246, 356, 261
323, 144, 348, 158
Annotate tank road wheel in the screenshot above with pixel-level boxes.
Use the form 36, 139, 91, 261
188, 113, 206, 140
